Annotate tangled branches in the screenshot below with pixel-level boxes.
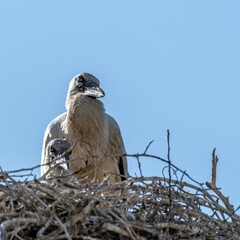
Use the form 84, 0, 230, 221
0, 173, 240, 239
0, 134, 240, 239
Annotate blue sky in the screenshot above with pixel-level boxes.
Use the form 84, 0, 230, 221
1, 1, 240, 208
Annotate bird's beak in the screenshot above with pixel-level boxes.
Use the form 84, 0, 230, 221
55, 154, 69, 171
83, 83, 105, 98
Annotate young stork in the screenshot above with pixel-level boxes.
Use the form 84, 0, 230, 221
43, 138, 72, 178
41, 72, 128, 183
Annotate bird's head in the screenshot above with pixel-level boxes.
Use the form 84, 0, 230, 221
68, 72, 105, 99
47, 139, 72, 171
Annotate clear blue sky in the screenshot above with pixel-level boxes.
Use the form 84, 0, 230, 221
1, 1, 240, 208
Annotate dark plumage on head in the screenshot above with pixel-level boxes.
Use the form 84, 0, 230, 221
47, 139, 72, 158
47, 138, 72, 171
68, 72, 105, 99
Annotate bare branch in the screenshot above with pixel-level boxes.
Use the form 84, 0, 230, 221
211, 148, 218, 186
167, 130, 172, 221
143, 140, 154, 154
0, 136, 239, 239
136, 155, 143, 177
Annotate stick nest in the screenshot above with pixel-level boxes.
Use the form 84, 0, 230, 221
1, 162, 240, 240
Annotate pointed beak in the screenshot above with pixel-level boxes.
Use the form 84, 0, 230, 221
55, 154, 69, 171
83, 83, 105, 98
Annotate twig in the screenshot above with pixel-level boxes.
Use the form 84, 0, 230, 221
0, 218, 40, 240
72, 200, 98, 224
136, 155, 143, 177
37, 216, 54, 238
126, 153, 203, 186
167, 130, 172, 210
211, 148, 218, 186
102, 223, 131, 238
54, 214, 72, 240
143, 140, 154, 154
0, 137, 239, 239
206, 182, 235, 221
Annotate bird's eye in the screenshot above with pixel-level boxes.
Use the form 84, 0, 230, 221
77, 76, 85, 84
50, 147, 56, 153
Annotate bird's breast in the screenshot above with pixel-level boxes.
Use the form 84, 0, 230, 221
65, 98, 109, 168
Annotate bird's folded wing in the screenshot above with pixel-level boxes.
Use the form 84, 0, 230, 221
106, 114, 128, 180
41, 112, 67, 176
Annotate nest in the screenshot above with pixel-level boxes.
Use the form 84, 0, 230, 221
0, 150, 240, 239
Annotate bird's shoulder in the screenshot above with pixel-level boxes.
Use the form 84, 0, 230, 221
48, 112, 67, 127
105, 113, 125, 151
45, 112, 67, 139
105, 113, 121, 133
41, 112, 67, 174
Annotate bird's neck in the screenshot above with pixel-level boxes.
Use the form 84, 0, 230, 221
65, 94, 107, 151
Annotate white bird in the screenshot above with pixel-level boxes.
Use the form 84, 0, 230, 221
41, 72, 128, 183
43, 138, 72, 178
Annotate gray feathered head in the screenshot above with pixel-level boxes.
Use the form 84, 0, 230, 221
66, 72, 105, 109
47, 138, 72, 171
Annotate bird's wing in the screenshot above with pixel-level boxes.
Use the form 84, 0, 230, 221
106, 114, 128, 181
41, 112, 67, 176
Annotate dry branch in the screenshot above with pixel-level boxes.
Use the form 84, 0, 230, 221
0, 161, 240, 239
0, 140, 240, 239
